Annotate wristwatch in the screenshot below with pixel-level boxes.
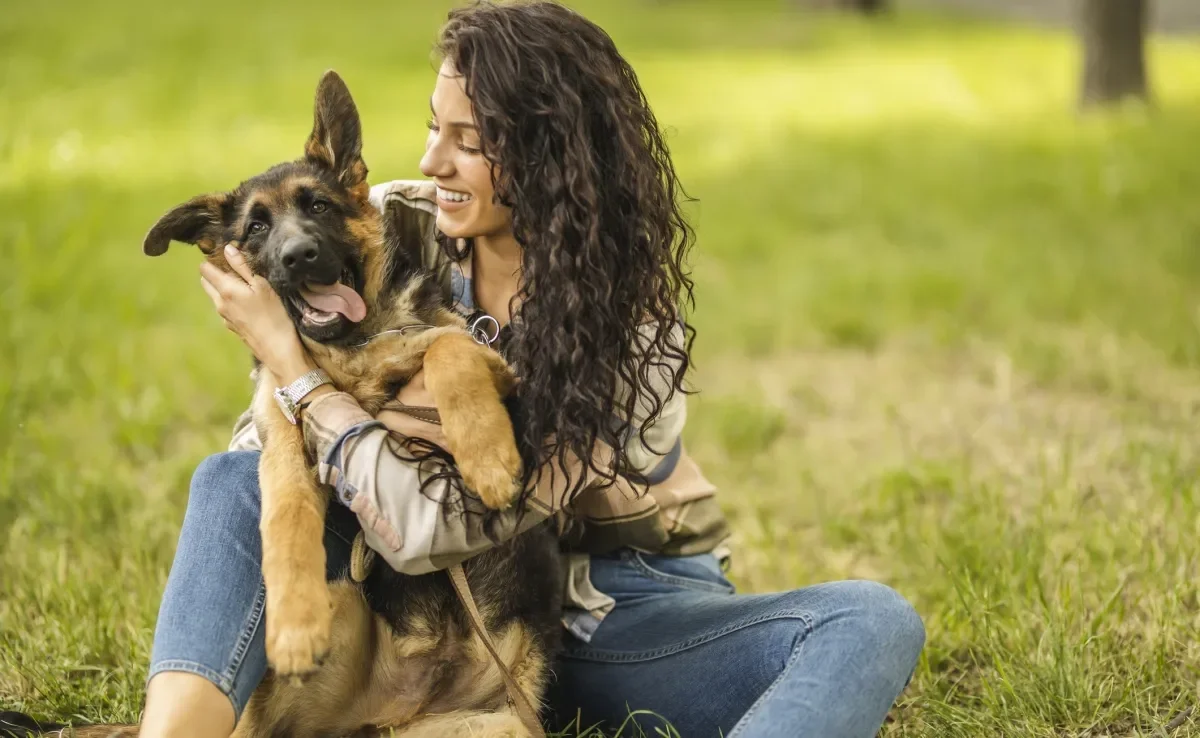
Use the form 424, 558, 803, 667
274, 369, 332, 425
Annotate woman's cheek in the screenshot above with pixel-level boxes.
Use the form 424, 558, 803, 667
485, 202, 515, 236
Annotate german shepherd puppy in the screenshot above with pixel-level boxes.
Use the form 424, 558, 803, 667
3, 72, 562, 737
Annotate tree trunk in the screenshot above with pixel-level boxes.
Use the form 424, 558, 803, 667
793, 0, 888, 13
1079, 0, 1151, 107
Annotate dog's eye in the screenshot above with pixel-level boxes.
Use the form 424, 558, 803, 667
247, 222, 268, 235
310, 200, 328, 215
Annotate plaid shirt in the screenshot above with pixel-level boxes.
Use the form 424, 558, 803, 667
228, 180, 729, 641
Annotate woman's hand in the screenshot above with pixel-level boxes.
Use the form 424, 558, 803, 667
377, 369, 449, 449
200, 244, 316, 384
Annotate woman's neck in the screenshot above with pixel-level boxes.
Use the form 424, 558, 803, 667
471, 232, 523, 326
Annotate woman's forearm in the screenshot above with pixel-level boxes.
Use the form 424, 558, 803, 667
301, 391, 553, 573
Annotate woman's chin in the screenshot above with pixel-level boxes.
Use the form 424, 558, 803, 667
436, 209, 512, 243
436, 213, 476, 240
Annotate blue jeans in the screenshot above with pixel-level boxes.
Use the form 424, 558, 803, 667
151, 452, 924, 737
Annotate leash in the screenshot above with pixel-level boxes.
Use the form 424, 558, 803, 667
349, 311, 537, 731
447, 562, 547, 738
349, 534, 545, 737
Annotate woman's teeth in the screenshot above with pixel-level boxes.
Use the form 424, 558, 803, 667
437, 187, 473, 203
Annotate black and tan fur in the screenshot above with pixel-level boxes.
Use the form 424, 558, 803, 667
4, 72, 562, 738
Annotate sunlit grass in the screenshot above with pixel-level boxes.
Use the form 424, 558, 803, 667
3, 1, 1200, 735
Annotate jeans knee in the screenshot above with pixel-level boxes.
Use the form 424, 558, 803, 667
188, 451, 261, 513
849, 580, 925, 668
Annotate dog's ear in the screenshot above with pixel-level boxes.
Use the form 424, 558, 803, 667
143, 192, 231, 256
305, 70, 367, 190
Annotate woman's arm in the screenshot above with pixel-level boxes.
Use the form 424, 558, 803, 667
610, 320, 690, 482
226, 347, 686, 573
225, 365, 558, 573
300, 384, 559, 574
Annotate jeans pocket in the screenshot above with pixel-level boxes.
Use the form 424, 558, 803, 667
627, 551, 736, 594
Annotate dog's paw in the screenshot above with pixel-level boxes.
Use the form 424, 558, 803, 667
459, 440, 522, 510
265, 580, 333, 680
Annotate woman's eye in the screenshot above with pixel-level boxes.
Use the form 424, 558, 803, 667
458, 144, 481, 155
426, 119, 439, 133
248, 222, 267, 235
310, 200, 328, 214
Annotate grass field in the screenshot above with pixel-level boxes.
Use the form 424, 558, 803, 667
3, 0, 1200, 735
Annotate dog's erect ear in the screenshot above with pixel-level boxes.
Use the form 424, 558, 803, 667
143, 192, 231, 256
305, 70, 367, 189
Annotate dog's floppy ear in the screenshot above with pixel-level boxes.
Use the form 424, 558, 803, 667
305, 70, 368, 190
143, 192, 231, 256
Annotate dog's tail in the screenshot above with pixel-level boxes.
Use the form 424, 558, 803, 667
0, 712, 137, 737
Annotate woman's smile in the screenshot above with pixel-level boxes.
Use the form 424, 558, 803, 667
435, 184, 475, 212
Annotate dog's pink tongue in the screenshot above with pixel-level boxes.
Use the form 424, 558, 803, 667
299, 282, 367, 323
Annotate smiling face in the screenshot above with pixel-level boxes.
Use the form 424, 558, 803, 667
419, 60, 514, 240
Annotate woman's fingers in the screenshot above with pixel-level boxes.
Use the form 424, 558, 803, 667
224, 244, 256, 283
200, 276, 238, 335
198, 260, 246, 300
197, 250, 309, 376
200, 275, 223, 308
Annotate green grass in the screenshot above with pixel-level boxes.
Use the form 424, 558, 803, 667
3, 0, 1200, 735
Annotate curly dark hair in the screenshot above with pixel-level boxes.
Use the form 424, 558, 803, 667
432, 0, 697, 507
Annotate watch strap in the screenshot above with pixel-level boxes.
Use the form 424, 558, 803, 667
274, 369, 332, 424
284, 369, 332, 403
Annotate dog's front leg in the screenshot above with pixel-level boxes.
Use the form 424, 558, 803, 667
422, 331, 522, 510
253, 376, 332, 681
351, 328, 521, 509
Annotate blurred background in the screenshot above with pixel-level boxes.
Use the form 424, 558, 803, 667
2, 0, 1199, 735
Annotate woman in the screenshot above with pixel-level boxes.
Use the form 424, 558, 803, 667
142, 2, 925, 737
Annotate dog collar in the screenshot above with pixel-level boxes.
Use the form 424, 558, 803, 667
351, 324, 437, 347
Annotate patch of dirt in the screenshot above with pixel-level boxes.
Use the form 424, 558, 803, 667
694, 337, 1200, 501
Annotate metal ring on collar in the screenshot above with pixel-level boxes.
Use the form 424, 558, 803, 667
469, 313, 501, 346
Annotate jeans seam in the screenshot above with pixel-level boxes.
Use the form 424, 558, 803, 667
147, 660, 231, 692
726, 614, 815, 737
218, 581, 266, 719
626, 551, 735, 594
564, 608, 814, 663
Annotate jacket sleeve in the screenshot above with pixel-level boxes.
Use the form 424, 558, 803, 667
300, 391, 557, 574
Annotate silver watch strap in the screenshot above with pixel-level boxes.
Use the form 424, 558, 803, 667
282, 369, 332, 404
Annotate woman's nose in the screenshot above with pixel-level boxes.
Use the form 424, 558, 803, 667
420, 137, 452, 178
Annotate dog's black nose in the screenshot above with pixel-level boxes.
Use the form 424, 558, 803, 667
281, 240, 320, 271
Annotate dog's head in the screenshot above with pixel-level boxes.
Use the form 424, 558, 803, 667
144, 71, 386, 344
